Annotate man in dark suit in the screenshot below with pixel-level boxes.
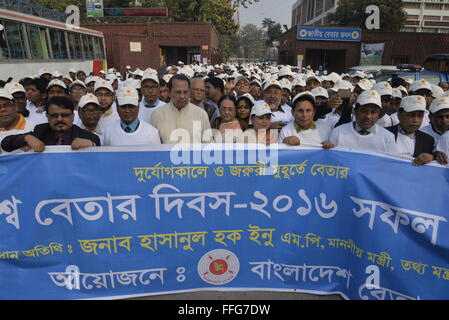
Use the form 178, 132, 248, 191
1, 96, 100, 153
387, 95, 447, 166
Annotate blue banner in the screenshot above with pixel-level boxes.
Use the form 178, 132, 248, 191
297, 26, 362, 42
0, 146, 448, 300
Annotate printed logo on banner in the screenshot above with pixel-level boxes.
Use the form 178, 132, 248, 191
197, 249, 239, 285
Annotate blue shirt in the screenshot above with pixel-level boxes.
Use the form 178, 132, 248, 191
120, 118, 140, 133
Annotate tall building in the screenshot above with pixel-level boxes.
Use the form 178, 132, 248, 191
291, 0, 449, 33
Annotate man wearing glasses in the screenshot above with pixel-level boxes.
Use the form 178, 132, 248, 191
1, 96, 100, 153
150, 74, 212, 144
94, 80, 120, 134
102, 87, 161, 146
0, 89, 36, 153
77, 94, 103, 139
138, 72, 165, 124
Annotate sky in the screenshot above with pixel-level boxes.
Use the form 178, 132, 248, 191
238, 0, 297, 30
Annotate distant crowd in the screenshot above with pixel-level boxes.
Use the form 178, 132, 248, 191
1, 61, 449, 166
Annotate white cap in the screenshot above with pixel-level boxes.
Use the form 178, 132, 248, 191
374, 81, 393, 96
400, 95, 426, 113
352, 71, 366, 79
278, 67, 295, 78
94, 79, 114, 93
431, 84, 444, 98
133, 69, 144, 77
0, 88, 13, 100
398, 85, 408, 96
123, 78, 141, 90
117, 87, 139, 106
430, 97, 449, 114
237, 93, 255, 105
250, 101, 274, 117
330, 80, 353, 92
392, 88, 402, 100
69, 68, 77, 74
47, 79, 67, 90
69, 79, 87, 89
356, 90, 382, 108
78, 93, 100, 109
410, 79, 432, 93
306, 74, 321, 83
126, 65, 131, 69
106, 73, 118, 82
84, 76, 96, 85
162, 74, 173, 83
292, 91, 316, 106
235, 75, 250, 84
178, 61, 185, 65
250, 79, 262, 88
355, 79, 373, 91
311, 87, 329, 99
52, 70, 62, 78
279, 78, 292, 92
292, 78, 306, 87
4, 82, 25, 94
38, 67, 51, 77
263, 79, 282, 91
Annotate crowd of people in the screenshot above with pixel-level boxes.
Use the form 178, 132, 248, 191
1, 61, 449, 166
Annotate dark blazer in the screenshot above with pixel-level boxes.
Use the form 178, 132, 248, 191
1, 123, 101, 152
386, 124, 435, 157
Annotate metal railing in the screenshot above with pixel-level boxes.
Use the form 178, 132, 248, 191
0, 0, 67, 22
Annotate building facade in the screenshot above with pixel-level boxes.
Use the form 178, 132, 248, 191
82, 22, 220, 74
292, 0, 449, 33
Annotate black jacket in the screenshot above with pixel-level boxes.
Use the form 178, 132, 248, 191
1, 123, 101, 152
386, 124, 435, 157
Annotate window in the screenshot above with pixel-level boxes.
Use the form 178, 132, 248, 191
93, 36, 104, 59
420, 74, 440, 85
82, 34, 93, 59
27, 25, 50, 59
3, 20, 26, 59
48, 28, 68, 59
67, 32, 83, 59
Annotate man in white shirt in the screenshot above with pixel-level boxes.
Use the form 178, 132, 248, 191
373, 81, 394, 128
151, 74, 212, 144
94, 79, 120, 134
138, 71, 165, 123
77, 94, 103, 140
263, 79, 293, 130
0, 89, 36, 154
436, 131, 449, 162
102, 87, 161, 146
279, 91, 333, 149
329, 90, 397, 154
25, 77, 48, 125
421, 97, 449, 147
386, 95, 439, 166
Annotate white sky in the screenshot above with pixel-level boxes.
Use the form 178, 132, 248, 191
238, 0, 297, 29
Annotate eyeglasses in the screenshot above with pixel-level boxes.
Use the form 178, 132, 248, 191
71, 88, 87, 94
47, 112, 73, 119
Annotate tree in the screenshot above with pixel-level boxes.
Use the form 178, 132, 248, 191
262, 18, 282, 46
238, 24, 266, 59
327, 0, 406, 32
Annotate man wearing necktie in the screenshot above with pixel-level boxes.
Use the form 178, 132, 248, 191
329, 90, 398, 154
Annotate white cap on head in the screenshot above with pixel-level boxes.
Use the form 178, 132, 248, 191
329, 80, 353, 92
0, 88, 13, 100
84, 76, 96, 85
250, 101, 274, 117
126, 65, 131, 69
306, 74, 321, 83
374, 81, 393, 96
409, 79, 432, 93
4, 82, 25, 94
279, 78, 292, 92
117, 87, 139, 106
237, 93, 255, 105
38, 67, 51, 77
69, 68, 77, 74
392, 88, 402, 100
429, 96, 449, 114
163, 74, 173, 83
398, 85, 408, 96
263, 79, 282, 91
47, 79, 67, 90
400, 95, 426, 113
355, 79, 373, 91
311, 87, 328, 99
94, 79, 114, 93
141, 71, 160, 85
52, 70, 62, 78
235, 75, 249, 84
356, 90, 382, 108
431, 84, 444, 98
69, 79, 87, 89
78, 93, 100, 109
292, 91, 316, 106
352, 71, 366, 79
292, 78, 306, 87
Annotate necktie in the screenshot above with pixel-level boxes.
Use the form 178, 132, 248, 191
124, 126, 132, 133
57, 135, 63, 145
